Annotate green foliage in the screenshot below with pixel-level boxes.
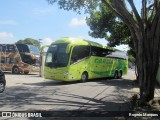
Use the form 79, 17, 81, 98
47, 0, 98, 13
16, 38, 40, 48
47, 0, 136, 61
86, 3, 136, 66
47, 0, 133, 48
86, 3, 132, 47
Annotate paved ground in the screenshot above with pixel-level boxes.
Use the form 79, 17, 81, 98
0, 69, 159, 120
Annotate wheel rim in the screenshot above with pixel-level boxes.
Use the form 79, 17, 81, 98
114, 71, 118, 79
119, 72, 122, 78
13, 67, 19, 74
82, 74, 86, 80
82, 73, 87, 82
0, 82, 5, 92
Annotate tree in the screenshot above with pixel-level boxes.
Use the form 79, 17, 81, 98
16, 38, 40, 48
86, 3, 131, 47
86, 3, 135, 66
47, 0, 160, 102
103, 0, 160, 102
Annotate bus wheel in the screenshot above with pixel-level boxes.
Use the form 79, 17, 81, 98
118, 71, 122, 79
12, 66, 20, 74
0, 82, 5, 93
114, 71, 118, 79
24, 71, 29, 74
81, 72, 88, 82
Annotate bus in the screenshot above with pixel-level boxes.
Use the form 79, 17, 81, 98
44, 37, 128, 82
0, 44, 40, 74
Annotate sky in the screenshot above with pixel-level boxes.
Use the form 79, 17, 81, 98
0, 0, 141, 51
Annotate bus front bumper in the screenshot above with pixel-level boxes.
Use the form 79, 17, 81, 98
44, 67, 70, 81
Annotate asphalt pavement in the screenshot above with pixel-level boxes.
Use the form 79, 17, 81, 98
0, 69, 159, 120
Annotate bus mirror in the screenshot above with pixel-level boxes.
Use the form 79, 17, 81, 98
66, 45, 71, 53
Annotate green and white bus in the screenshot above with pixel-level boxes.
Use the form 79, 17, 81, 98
44, 37, 128, 82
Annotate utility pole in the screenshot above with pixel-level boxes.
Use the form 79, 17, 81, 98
38, 39, 42, 77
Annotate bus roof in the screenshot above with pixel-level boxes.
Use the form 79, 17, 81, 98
51, 37, 127, 53
53, 37, 103, 48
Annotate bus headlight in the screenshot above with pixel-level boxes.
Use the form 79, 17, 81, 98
63, 72, 68, 75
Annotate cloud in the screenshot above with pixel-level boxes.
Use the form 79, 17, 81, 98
0, 32, 14, 39
69, 17, 86, 26
114, 44, 129, 51
33, 7, 54, 15
41, 38, 53, 46
0, 20, 17, 25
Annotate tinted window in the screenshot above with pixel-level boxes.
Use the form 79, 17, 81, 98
91, 46, 108, 57
45, 43, 70, 68
28, 45, 40, 55
20, 53, 36, 65
2, 46, 7, 52
16, 44, 29, 53
0, 57, 17, 63
70, 46, 90, 64
7, 45, 16, 52
0, 57, 5, 63
0, 45, 16, 52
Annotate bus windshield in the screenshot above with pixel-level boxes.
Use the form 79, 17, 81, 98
16, 44, 39, 65
28, 45, 40, 55
20, 53, 36, 65
45, 43, 69, 68
16, 44, 30, 53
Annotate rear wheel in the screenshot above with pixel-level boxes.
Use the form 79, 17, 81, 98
118, 71, 122, 79
24, 71, 29, 74
12, 66, 20, 74
114, 71, 118, 79
81, 72, 88, 82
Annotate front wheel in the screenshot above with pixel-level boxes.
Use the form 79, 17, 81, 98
0, 82, 5, 93
81, 72, 88, 82
12, 66, 20, 74
24, 71, 29, 74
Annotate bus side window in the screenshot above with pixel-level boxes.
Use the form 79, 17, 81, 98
0, 45, 2, 52
2, 46, 7, 52
106, 49, 114, 57
11, 58, 18, 63
0, 57, 5, 63
7, 45, 16, 53
91, 46, 106, 57
70, 47, 78, 64
70, 46, 90, 64
6, 58, 10, 63
78, 46, 90, 60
